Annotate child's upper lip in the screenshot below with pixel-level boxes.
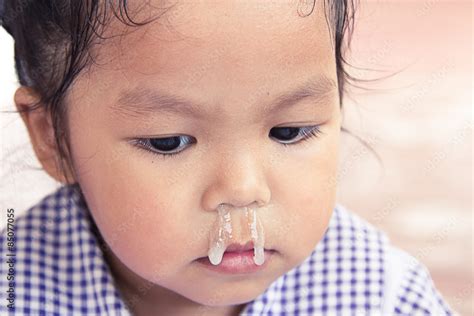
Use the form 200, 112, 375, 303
225, 241, 255, 253
225, 241, 275, 253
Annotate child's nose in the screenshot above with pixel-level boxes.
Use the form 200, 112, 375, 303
201, 150, 271, 211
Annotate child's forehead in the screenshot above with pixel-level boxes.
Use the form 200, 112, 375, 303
77, 0, 337, 110
96, 0, 333, 67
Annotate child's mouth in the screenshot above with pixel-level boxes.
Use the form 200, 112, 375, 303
196, 249, 276, 274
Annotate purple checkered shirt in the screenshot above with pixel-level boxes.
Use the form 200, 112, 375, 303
0, 184, 455, 315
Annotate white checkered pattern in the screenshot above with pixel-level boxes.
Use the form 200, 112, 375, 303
0, 184, 455, 315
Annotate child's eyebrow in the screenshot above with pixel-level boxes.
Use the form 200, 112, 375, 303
111, 75, 336, 119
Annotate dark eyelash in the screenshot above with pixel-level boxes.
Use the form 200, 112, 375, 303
279, 125, 323, 147
132, 125, 323, 159
131, 138, 186, 159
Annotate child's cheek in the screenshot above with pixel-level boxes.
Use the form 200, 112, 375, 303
275, 123, 340, 267
72, 149, 196, 276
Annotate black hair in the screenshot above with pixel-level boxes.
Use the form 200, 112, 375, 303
0, 0, 365, 183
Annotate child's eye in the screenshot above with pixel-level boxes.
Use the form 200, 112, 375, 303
131, 125, 322, 158
131, 135, 196, 158
269, 125, 323, 146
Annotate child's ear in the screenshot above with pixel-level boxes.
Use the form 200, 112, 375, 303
14, 86, 76, 184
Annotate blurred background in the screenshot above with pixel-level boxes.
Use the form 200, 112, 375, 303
0, 0, 472, 314
338, 1, 472, 314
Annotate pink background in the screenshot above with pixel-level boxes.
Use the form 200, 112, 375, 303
338, 1, 472, 314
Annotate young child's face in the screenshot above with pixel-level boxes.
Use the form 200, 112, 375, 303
64, 0, 341, 308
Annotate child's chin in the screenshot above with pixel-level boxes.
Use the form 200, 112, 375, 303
193, 292, 259, 308
182, 280, 270, 307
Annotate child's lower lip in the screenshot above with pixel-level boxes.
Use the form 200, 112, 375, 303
196, 250, 275, 274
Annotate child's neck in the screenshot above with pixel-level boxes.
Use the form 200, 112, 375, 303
103, 245, 246, 316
